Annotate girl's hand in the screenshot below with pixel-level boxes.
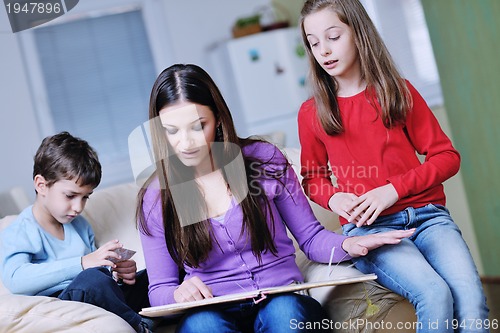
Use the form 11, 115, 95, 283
81, 239, 122, 270
174, 276, 213, 303
341, 229, 415, 257
328, 192, 359, 221
346, 184, 399, 227
113, 259, 137, 285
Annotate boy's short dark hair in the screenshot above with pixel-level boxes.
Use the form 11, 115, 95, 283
33, 131, 102, 189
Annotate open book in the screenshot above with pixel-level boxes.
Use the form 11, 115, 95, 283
140, 273, 377, 317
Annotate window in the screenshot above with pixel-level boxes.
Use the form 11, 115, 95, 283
19, 0, 173, 187
361, 0, 443, 107
32, 9, 154, 185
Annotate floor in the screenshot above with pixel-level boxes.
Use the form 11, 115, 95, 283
483, 280, 500, 330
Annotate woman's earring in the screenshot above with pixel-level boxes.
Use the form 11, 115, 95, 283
216, 125, 223, 141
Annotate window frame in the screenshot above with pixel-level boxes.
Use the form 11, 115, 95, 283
18, 0, 174, 187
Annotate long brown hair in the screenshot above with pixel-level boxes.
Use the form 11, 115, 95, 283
136, 64, 279, 268
300, 0, 412, 135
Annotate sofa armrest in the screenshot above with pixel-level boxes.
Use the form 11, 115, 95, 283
0, 294, 135, 333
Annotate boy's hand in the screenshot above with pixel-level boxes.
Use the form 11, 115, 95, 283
113, 259, 137, 285
81, 239, 122, 270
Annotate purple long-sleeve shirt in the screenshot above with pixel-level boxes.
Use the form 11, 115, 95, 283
139, 142, 350, 306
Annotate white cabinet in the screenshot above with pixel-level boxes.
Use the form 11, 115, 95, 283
208, 27, 309, 148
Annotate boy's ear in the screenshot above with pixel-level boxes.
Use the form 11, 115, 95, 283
34, 175, 48, 195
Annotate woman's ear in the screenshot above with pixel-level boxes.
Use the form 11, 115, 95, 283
34, 175, 48, 195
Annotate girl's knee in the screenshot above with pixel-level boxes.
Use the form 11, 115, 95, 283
261, 294, 326, 321
256, 294, 327, 332
177, 310, 231, 333
415, 278, 453, 307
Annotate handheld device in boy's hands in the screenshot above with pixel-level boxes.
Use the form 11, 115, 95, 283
108, 247, 136, 263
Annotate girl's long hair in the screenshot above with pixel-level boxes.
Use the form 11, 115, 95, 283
136, 64, 279, 268
300, 0, 412, 135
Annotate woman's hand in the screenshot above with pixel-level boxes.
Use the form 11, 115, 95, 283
113, 259, 137, 285
341, 229, 415, 257
174, 276, 213, 303
81, 239, 122, 270
328, 192, 359, 221
345, 184, 399, 227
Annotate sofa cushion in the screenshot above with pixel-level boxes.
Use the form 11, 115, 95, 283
281, 147, 341, 232
295, 250, 415, 333
82, 182, 145, 270
0, 294, 135, 333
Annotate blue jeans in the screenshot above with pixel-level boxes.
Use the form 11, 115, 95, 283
176, 293, 329, 333
343, 204, 489, 333
57, 267, 150, 330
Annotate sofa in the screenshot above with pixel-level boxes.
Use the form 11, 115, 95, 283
0, 148, 416, 333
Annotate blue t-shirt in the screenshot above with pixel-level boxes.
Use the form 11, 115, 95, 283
0, 206, 96, 296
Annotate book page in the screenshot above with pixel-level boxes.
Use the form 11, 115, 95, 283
140, 273, 376, 317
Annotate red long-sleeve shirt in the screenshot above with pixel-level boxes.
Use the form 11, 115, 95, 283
298, 81, 460, 225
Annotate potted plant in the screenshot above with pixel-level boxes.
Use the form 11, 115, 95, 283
232, 14, 262, 38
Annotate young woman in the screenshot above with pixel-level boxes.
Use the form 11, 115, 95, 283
136, 64, 414, 332
298, 0, 489, 332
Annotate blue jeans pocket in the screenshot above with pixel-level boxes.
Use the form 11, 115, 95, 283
342, 223, 352, 235
426, 203, 450, 214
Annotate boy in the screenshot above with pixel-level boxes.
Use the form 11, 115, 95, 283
0, 131, 153, 333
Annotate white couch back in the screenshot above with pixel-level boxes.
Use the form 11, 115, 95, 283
81, 182, 145, 270
281, 148, 340, 231
81, 148, 341, 272
0, 183, 146, 296
0, 147, 341, 296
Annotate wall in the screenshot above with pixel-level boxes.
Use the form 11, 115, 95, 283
275, 0, 485, 272
272, 0, 305, 26
431, 106, 483, 273
0, 8, 41, 200
160, 0, 269, 66
0, 0, 492, 276
0, 0, 270, 199
421, 0, 500, 276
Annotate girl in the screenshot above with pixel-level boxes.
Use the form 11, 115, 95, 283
298, 0, 489, 332
136, 64, 414, 333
